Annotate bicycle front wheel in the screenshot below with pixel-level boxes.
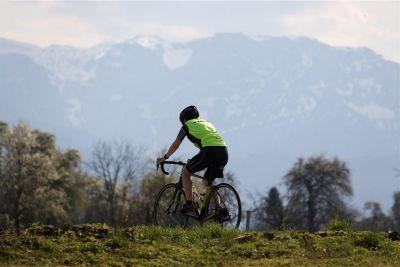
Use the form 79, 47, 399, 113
205, 183, 242, 229
153, 183, 188, 227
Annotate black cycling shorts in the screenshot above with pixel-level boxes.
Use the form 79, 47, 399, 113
186, 146, 228, 181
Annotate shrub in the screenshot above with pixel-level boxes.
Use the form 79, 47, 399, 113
327, 217, 351, 232
354, 231, 385, 250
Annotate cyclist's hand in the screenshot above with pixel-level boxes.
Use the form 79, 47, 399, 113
156, 157, 165, 168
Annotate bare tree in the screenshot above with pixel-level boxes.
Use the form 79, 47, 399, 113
354, 201, 393, 231
284, 155, 353, 232
87, 140, 143, 226
126, 171, 172, 226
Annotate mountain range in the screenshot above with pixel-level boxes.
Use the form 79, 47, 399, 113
0, 33, 399, 211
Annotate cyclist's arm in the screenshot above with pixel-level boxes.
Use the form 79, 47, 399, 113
164, 138, 182, 159
160, 126, 186, 161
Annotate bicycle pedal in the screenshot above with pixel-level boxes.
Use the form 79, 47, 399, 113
221, 214, 231, 221
180, 208, 200, 217
215, 208, 228, 215
200, 213, 216, 223
180, 209, 194, 215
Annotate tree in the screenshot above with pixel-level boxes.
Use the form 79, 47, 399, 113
126, 171, 173, 226
355, 201, 393, 231
283, 190, 308, 230
392, 192, 400, 231
87, 140, 143, 226
54, 149, 88, 224
255, 187, 285, 230
82, 176, 108, 223
284, 155, 353, 232
0, 123, 67, 231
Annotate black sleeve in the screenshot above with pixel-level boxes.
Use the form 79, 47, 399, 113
177, 126, 187, 141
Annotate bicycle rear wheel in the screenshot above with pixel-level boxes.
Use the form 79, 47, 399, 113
153, 183, 189, 227
204, 183, 241, 229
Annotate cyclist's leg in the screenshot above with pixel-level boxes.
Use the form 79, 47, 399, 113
183, 149, 205, 201
204, 178, 222, 208
203, 147, 228, 181
203, 147, 228, 209
202, 178, 211, 188
182, 166, 193, 201
182, 149, 208, 213
201, 179, 216, 205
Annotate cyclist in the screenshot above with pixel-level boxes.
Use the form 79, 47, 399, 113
156, 105, 228, 215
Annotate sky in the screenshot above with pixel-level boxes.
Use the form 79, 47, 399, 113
0, 1, 399, 62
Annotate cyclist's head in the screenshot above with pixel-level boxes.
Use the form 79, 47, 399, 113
179, 105, 199, 124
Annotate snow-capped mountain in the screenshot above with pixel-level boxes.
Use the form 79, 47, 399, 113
0, 33, 399, 210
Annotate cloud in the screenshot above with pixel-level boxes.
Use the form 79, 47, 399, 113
0, 2, 106, 47
279, 1, 400, 62
109, 19, 208, 42
0, 1, 398, 62
346, 102, 395, 121
0, 2, 208, 47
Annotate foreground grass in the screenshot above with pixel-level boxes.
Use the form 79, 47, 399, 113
0, 223, 399, 266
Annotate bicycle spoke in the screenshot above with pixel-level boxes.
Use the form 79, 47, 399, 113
169, 214, 183, 225
166, 189, 179, 212
172, 191, 182, 213
204, 183, 241, 229
182, 216, 189, 228
154, 184, 187, 227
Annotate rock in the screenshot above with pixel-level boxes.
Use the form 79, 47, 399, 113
263, 232, 275, 240
316, 231, 328, 237
234, 234, 254, 243
30, 225, 61, 237
387, 231, 400, 241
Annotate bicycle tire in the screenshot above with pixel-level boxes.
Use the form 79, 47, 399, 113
153, 183, 188, 227
204, 183, 242, 229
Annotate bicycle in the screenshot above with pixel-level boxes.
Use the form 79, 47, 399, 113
153, 160, 241, 229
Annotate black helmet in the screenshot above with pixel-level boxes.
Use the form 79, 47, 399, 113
179, 105, 199, 123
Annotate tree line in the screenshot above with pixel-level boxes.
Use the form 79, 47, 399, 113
0, 121, 399, 232
0, 121, 169, 231
253, 155, 400, 232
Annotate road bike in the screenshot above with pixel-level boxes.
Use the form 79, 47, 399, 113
153, 160, 241, 229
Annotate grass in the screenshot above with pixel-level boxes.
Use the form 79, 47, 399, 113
0, 223, 399, 266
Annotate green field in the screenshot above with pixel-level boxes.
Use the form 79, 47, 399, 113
0, 224, 399, 266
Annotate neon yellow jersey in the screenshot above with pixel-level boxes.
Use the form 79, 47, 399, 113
181, 119, 226, 148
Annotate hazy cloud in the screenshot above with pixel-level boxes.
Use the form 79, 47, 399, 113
280, 1, 400, 62
346, 102, 395, 121
0, 1, 398, 62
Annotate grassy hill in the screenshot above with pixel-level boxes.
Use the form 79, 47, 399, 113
0, 223, 399, 266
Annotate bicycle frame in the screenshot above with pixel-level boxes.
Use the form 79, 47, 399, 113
160, 160, 203, 180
